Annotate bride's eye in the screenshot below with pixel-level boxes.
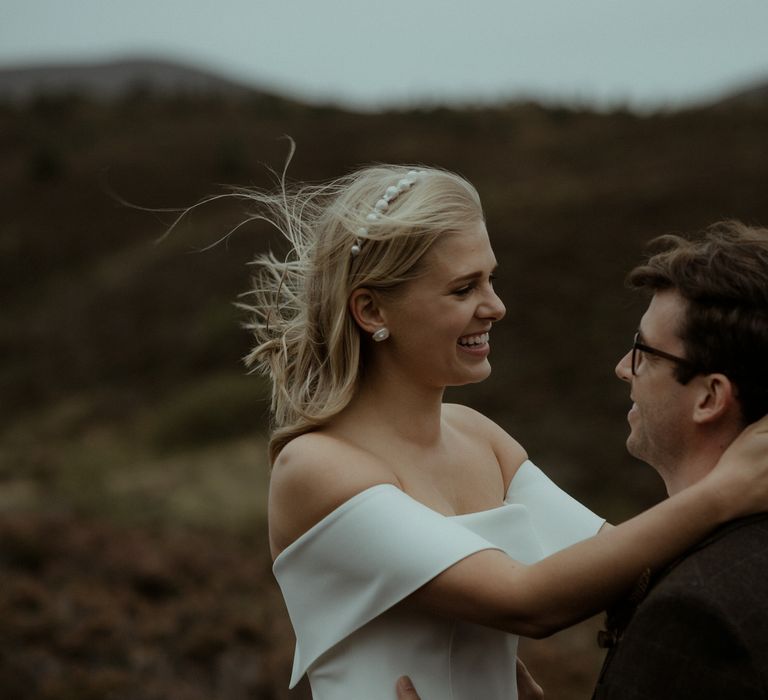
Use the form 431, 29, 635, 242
452, 285, 473, 297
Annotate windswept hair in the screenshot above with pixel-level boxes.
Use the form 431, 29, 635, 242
238, 152, 484, 461
628, 220, 768, 424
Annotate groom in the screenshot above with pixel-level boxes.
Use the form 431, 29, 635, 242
398, 220, 768, 699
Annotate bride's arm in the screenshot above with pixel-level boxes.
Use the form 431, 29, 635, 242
407, 415, 768, 638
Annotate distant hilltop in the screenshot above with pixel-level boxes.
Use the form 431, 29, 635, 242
714, 80, 768, 108
0, 56, 767, 110
0, 57, 268, 102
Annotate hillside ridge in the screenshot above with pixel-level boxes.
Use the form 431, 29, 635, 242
0, 56, 273, 101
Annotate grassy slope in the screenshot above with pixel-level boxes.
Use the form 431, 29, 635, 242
2, 92, 768, 698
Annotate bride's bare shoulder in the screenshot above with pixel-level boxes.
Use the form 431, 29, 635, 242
268, 432, 399, 557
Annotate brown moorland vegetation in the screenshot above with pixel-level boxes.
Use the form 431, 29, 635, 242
2, 84, 768, 699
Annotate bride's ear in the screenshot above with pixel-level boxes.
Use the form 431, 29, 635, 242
349, 288, 387, 334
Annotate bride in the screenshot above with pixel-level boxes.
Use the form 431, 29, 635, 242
239, 157, 768, 699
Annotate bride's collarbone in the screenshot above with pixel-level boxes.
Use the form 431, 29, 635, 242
295, 426, 505, 516
390, 452, 506, 517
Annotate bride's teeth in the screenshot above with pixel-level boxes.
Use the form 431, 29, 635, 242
459, 332, 488, 346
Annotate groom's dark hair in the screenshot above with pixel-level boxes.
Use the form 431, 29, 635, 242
628, 220, 768, 425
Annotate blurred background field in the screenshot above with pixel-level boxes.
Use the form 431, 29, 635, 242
2, 58, 768, 699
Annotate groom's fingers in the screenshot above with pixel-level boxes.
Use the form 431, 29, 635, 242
516, 658, 545, 700
396, 676, 422, 700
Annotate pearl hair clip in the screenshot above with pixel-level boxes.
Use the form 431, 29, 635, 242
351, 170, 426, 257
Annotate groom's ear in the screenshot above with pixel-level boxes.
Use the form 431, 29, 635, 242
691, 373, 737, 425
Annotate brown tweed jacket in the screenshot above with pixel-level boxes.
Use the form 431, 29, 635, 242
593, 514, 768, 700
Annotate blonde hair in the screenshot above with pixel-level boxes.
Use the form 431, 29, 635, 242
240, 153, 484, 462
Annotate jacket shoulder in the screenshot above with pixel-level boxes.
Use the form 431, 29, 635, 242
654, 514, 768, 595
593, 516, 768, 699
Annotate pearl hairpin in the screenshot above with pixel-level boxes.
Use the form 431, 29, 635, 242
351, 170, 426, 257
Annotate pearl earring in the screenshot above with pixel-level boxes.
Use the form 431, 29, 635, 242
372, 327, 390, 342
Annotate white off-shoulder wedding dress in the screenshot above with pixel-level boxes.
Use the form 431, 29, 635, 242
273, 460, 604, 699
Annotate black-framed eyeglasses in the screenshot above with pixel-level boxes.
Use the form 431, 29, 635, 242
631, 331, 693, 376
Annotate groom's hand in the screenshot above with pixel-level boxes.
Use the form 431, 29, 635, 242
516, 658, 544, 700
396, 658, 543, 699
396, 676, 421, 699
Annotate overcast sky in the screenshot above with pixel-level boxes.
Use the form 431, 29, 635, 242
2, 0, 768, 110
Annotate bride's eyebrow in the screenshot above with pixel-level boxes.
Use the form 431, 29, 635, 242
447, 265, 498, 286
